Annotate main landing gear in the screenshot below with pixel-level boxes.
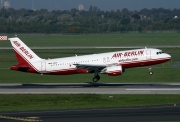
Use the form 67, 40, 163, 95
148, 66, 153, 75
93, 73, 100, 82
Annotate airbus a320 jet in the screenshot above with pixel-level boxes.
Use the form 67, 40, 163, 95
9, 37, 171, 82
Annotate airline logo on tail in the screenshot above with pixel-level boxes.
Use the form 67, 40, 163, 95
13, 41, 34, 59
9, 37, 42, 63
9, 37, 43, 73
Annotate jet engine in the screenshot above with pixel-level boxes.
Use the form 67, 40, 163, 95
105, 65, 123, 76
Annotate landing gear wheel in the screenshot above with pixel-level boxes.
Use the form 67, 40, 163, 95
148, 66, 153, 75
149, 71, 153, 75
93, 75, 100, 82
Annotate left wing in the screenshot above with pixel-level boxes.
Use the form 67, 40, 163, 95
74, 64, 106, 73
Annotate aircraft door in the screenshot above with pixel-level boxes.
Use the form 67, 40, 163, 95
146, 50, 151, 59
41, 62, 46, 71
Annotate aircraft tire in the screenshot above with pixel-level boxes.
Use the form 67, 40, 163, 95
93, 75, 100, 82
149, 71, 153, 75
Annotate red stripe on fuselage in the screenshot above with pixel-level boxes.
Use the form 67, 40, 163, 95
120, 57, 170, 68
44, 68, 88, 75
47, 68, 79, 75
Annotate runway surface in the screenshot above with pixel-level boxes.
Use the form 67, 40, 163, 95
0, 83, 180, 94
0, 105, 180, 122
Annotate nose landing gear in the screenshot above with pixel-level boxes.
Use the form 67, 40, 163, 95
148, 66, 153, 75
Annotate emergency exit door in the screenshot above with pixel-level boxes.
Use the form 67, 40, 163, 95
41, 62, 46, 71
146, 50, 151, 59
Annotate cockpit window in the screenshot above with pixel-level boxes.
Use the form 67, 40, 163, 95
156, 51, 164, 55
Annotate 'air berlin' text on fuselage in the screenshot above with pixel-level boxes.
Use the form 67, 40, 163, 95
112, 50, 144, 59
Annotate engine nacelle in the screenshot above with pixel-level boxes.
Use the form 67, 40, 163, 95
106, 65, 123, 76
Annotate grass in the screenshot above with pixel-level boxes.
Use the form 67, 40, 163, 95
0, 33, 180, 47
0, 67, 179, 83
0, 94, 180, 112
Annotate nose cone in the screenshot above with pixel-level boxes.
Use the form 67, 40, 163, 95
167, 54, 171, 59
165, 53, 171, 61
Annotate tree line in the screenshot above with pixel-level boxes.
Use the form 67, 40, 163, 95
0, 6, 180, 33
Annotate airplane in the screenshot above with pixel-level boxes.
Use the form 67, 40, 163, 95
9, 37, 171, 82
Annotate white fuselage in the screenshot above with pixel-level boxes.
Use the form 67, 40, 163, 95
31, 48, 171, 75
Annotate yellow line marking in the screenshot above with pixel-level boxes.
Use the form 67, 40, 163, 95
0, 115, 42, 121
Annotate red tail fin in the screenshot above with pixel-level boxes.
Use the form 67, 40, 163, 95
9, 37, 42, 73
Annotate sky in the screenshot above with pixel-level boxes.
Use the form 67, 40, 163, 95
2, 0, 180, 11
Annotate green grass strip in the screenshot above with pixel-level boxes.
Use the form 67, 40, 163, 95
1, 33, 180, 47
0, 94, 180, 112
